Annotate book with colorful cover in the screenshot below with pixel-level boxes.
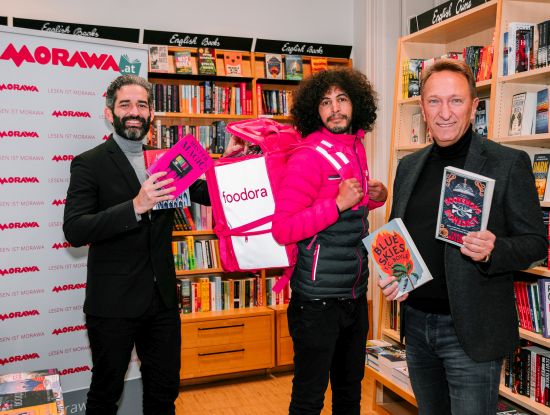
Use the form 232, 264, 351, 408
535, 87, 549, 134
223, 51, 243, 76
532, 154, 550, 201
197, 47, 217, 75
285, 55, 303, 80
174, 50, 193, 75
265, 53, 283, 79
362, 218, 433, 299
436, 166, 495, 247
146, 135, 213, 201
0, 390, 58, 414
509, 91, 537, 136
310, 57, 328, 74
144, 148, 192, 210
474, 98, 490, 138
148, 45, 169, 73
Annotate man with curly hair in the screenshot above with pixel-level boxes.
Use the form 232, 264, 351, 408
272, 68, 387, 415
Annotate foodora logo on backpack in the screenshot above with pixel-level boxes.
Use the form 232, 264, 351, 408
222, 187, 269, 204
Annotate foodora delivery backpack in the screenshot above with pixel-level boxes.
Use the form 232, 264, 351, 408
205, 118, 352, 292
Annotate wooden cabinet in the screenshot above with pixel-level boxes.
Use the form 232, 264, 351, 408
270, 304, 294, 367
180, 307, 274, 380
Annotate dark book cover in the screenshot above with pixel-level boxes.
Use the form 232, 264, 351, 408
197, 47, 217, 75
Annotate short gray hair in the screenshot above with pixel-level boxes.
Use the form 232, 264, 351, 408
105, 75, 154, 110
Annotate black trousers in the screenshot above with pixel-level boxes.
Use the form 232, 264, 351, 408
287, 293, 369, 415
85, 284, 181, 415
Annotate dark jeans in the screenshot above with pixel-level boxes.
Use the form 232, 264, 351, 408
287, 293, 368, 415
85, 284, 181, 415
404, 305, 502, 415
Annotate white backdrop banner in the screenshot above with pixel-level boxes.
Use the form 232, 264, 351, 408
0, 26, 148, 392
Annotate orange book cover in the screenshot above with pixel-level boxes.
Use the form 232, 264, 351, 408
224, 51, 242, 76
310, 57, 328, 74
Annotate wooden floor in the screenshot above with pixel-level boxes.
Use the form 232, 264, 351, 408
176, 370, 378, 414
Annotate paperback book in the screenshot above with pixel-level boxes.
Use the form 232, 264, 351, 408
509, 91, 537, 136
436, 166, 495, 247
223, 51, 243, 76
310, 57, 328, 74
533, 153, 550, 201
362, 218, 433, 299
174, 50, 193, 75
148, 45, 169, 73
146, 135, 213, 202
474, 98, 490, 138
197, 47, 217, 75
285, 55, 303, 80
535, 87, 549, 134
265, 53, 283, 79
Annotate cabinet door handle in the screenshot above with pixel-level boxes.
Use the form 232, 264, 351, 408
198, 348, 245, 357
198, 323, 245, 331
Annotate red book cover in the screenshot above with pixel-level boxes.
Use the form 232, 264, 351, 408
146, 134, 213, 199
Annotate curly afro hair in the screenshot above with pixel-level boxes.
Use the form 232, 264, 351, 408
291, 68, 377, 137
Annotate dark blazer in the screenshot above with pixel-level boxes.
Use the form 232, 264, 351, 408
391, 132, 548, 362
63, 136, 209, 318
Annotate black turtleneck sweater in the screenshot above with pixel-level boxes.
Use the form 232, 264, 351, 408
404, 128, 473, 314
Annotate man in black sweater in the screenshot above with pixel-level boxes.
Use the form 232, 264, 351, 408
380, 60, 547, 414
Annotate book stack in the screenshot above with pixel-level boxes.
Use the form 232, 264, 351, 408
365, 339, 393, 371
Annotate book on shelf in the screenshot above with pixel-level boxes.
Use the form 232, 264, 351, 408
146, 134, 213, 200
410, 112, 426, 144
285, 55, 303, 81
436, 166, 495, 247
474, 98, 490, 139
536, 88, 549, 135
537, 20, 550, 69
402, 58, 423, 99
144, 148, 192, 210
496, 398, 533, 414
504, 22, 535, 76
533, 154, 550, 202
148, 45, 169, 73
223, 51, 242, 76
197, 47, 217, 75
310, 57, 328, 74
174, 50, 193, 74
539, 278, 550, 338
362, 218, 433, 299
265, 53, 283, 79
509, 92, 537, 137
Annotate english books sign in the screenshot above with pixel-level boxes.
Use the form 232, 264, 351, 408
409, 0, 489, 34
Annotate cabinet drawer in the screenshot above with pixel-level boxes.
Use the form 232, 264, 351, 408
277, 336, 294, 366
180, 339, 273, 379
181, 315, 272, 349
277, 311, 290, 338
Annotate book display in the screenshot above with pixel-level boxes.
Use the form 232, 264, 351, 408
373, 1, 550, 414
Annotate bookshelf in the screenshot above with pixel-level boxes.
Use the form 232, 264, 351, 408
378, 0, 550, 414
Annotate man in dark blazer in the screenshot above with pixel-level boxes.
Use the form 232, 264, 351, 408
380, 60, 547, 415
63, 75, 209, 415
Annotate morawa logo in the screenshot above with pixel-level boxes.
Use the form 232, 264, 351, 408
52, 242, 72, 250
52, 199, 66, 206
0, 131, 39, 138
0, 266, 40, 277
0, 222, 40, 231
52, 155, 74, 162
52, 283, 86, 293
52, 110, 91, 118
0, 353, 40, 366
59, 365, 91, 376
52, 324, 87, 336
0, 43, 120, 71
0, 310, 40, 321
0, 83, 39, 92
0, 177, 39, 184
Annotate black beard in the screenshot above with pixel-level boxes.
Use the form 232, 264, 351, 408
112, 114, 151, 141
326, 115, 351, 134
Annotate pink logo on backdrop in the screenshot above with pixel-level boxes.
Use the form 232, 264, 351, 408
0, 131, 39, 138
52, 110, 91, 118
0, 310, 40, 321
52, 155, 74, 162
0, 83, 39, 92
52, 199, 66, 206
52, 242, 72, 250
102, 134, 109, 141
59, 366, 91, 376
0, 43, 120, 71
52, 325, 87, 336
0, 353, 40, 366
0, 177, 39, 184
0, 266, 40, 277
0, 222, 40, 231
52, 283, 86, 293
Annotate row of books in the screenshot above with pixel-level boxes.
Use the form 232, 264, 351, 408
151, 82, 252, 115
503, 341, 550, 407
258, 87, 293, 116
402, 46, 492, 99
177, 275, 263, 313
502, 20, 550, 76
514, 279, 550, 338
265, 276, 291, 306
173, 235, 218, 271
509, 88, 549, 137
151, 120, 228, 154
174, 204, 213, 232
150, 46, 240, 76
0, 369, 64, 415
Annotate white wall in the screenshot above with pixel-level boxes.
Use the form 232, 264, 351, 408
2, 0, 354, 46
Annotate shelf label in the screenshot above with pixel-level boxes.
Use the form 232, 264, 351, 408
409, 0, 489, 34
143, 29, 253, 52
12, 17, 140, 43
255, 38, 351, 59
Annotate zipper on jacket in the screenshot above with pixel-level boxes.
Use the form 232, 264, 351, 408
306, 234, 318, 250
311, 244, 320, 281
351, 247, 362, 298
